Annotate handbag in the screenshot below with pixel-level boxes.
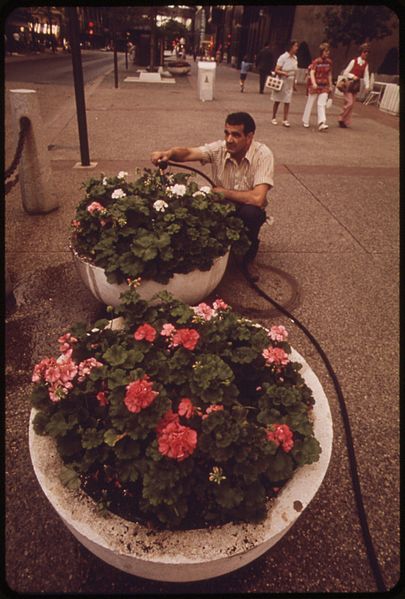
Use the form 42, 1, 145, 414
336, 77, 348, 92
265, 73, 283, 92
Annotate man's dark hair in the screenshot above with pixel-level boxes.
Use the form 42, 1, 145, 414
226, 112, 256, 135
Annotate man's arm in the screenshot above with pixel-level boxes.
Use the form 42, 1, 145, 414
212, 183, 271, 208
151, 146, 205, 166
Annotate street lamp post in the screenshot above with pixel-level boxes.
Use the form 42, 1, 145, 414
67, 6, 91, 167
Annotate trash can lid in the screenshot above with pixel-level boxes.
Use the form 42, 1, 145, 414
197, 61, 216, 69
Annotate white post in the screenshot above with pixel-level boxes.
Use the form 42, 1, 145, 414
9, 89, 59, 214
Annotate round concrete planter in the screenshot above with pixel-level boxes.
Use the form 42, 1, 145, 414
71, 248, 230, 307
29, 347, 333, 583
167, 65, 191, 76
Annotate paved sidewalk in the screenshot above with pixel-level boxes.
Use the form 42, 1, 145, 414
5, 55, 400, 594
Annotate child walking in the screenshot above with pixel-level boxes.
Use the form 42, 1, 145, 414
240, 55, 253, 92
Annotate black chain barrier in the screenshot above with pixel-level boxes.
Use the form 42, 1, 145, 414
5, 116, 31, 195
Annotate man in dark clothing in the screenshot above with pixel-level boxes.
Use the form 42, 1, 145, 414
255, 42, 274, 93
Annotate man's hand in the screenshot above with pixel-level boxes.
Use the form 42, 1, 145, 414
151, 150, 171, 166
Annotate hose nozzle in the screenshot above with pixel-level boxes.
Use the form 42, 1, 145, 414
157, 160, 168, 171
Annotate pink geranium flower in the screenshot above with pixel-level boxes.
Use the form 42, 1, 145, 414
87, 201, 106, 214
77, 357, 103, 382
269, 325, 289, 342
32, 354, 80, 402
48, 382, 69, 403
213, 298, 229, 311
134, 323, 157, 343
160, 323, 176, 337
96, 391, 108, 406
156, 409, 179, 434
157, 420, 197, 461
171, 328, 200, 351
32, 357, 53, 383
192, 302, 215, 321
58, 333, 78, 355
262, 346, 289, 369
124, 375, 159, 413
178, 397, 195, 419
266, 424, 294, 453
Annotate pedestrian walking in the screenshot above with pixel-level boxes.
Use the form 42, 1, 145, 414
271, 40, 299, 127
338, 43, 370, 128
255, 41, 273, 94
151, 112, 274, 282
239, 55, 253, 92
302, 42, 333, 131
128, 42, 136, 64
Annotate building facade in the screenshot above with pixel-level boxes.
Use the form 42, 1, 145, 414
202, 5, 399, 77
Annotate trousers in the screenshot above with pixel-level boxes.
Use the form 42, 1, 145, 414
234, 204, 267, 262
338, 92, 356, 125
259, 70, 269, 93
302, 92, 328, 125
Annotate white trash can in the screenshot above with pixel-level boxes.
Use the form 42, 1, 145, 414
197, 61, 216, 101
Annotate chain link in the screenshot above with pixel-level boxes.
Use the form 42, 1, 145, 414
5, 117, 31, 191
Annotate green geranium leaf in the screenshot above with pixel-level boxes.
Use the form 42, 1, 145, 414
44, 411, 71, 437
59, 466, 81, 490
291, 436, 322, 466
265, 450, 294, 482
102, 345, 128, 366
117, 460, 140, 482
214, 482, 243, 509
81, 427, 105, 449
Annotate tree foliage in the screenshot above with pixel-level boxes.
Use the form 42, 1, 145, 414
321, 5, 394, 48
159, 18, 189, 44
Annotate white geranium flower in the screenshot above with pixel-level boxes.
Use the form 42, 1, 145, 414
199, 186, 211, 194
117, 171, 128, 179
153, 199, 169, 212
112, 188, 126, 199
168, 184, 187, 197
102, 177, 108, 186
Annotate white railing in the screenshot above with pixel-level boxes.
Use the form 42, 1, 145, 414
379, 83, 399, 115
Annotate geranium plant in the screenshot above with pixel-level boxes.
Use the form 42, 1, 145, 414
70, 169, 249, 285
30, 289, 321, 529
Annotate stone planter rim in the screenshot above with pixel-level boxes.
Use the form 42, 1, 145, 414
70, 245, 230, 307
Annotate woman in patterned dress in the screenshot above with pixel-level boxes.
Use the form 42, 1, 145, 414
302, 42, 333, 131
271, 40, 299, 128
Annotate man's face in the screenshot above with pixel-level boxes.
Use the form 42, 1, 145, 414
224, 123, 253, 158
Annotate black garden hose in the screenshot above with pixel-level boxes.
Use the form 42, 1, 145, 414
241, 265, 387, 593
157, 159, 215, 187
157, 159, 387, 593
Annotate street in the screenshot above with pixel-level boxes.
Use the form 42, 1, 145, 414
4, 50, 125, 159
4, 49, 119, 85
4, 52, 400, 594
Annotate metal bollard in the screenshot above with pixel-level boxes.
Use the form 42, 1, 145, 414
9, 89, 59, 214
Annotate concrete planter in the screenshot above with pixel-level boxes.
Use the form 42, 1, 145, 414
29, 347, 333, 583
71, 248, 230, 307
167, 65, 191, 76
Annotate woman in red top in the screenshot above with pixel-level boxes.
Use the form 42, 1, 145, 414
338, 43, 370, 128
302, 43, 333, 131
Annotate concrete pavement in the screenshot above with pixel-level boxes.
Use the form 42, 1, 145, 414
5, 53, 400, 594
